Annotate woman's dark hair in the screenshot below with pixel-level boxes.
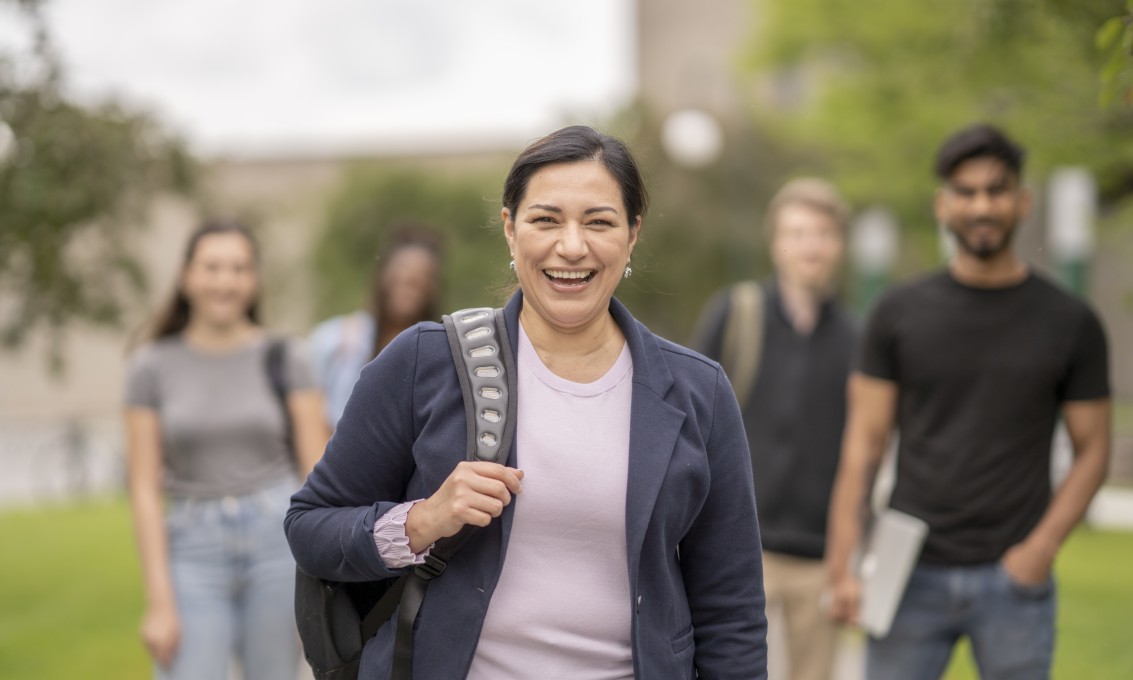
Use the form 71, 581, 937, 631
502, 125, 649, 222
150, 219, 261, 340
934, 123, 1026, 180
369, 222, 445, 359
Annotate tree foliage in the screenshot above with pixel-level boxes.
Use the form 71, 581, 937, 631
746, 0, 1133, 267
0, 0, 194, 369
1097, 0, 1133, 108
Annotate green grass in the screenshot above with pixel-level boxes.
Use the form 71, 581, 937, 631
0, 497, 149, 679
1, 499, 1131, 679
942, 527, 1133, 680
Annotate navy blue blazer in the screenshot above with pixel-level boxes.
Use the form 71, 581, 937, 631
286, 293, 768, 679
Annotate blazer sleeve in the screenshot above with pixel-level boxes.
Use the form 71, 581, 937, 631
284, 326, 424, 582
682, 366, 768, 678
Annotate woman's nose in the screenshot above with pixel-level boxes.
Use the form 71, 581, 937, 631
555, 223, 588, 259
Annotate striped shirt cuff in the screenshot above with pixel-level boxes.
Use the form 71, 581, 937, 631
373, 499, 434, 569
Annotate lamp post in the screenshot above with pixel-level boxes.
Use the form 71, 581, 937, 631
850, 207, 899, 313
1047, 167, 1097, 297
1046, 168, 1097, 489
0, 120, 15, 166
660, 109, 724, 169
659, 108, 745, 284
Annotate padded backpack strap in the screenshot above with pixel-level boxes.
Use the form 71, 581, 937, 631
443, 307, 513, 463
391, 307, 515, 680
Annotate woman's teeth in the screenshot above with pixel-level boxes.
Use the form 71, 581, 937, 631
544, 269, 594, 283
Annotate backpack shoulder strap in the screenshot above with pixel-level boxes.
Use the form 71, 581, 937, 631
384, 308, 514, 680
720, 281, 765, 410
442, 307, 516, 463
264, 337, 295, 454
266, 337, 288, 395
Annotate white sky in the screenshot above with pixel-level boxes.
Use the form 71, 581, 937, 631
1, 0, 637, 156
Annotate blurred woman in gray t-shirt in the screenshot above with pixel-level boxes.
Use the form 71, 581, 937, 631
124, 220, 328, 680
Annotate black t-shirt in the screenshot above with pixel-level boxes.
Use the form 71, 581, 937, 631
860, 270, 1109, 565
693, 280, 858, 558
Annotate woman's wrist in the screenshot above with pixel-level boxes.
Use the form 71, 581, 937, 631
404, 500, 438, 554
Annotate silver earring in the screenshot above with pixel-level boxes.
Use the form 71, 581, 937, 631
509, 259, 516, 271
623, 262, 633, 279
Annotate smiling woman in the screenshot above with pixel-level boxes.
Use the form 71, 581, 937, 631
123, 220, 329, 679
285, 125, 769, 679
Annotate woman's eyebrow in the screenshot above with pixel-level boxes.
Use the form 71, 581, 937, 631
527, 204, 619, 214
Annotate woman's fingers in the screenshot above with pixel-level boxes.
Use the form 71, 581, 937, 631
460, 466, 522, 507
140, 608, 180, 668
425, 462, 525, 537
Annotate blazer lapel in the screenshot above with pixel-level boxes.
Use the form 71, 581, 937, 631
606, 298, 686, 582
625, 385, 685, 581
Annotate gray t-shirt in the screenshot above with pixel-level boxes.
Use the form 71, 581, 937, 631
125, 334, 315, 498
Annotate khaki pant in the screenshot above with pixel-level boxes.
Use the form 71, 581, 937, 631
763, 551, 838, 680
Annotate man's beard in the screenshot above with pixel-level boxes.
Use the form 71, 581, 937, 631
947, 218, 1017, 261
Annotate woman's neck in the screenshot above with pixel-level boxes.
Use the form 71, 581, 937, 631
519, 306, 625, 383
182, 318, 259, 351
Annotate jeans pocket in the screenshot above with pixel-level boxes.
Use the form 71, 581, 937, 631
164, 499, 196, 537
997, 563, 1054, 601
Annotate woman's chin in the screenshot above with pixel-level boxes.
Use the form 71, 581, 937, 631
530, 297, 610, 331
196, 310, 249, 330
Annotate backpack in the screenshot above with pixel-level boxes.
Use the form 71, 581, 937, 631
290, 308, 517, 680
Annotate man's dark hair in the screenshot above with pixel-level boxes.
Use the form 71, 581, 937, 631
934, 124, 1026, 180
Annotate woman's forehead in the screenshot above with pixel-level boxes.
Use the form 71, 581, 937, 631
521, 161, 623, 208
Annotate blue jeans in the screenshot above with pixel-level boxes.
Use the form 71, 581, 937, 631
159, 477, 301, 680
867, 562, 1056, 680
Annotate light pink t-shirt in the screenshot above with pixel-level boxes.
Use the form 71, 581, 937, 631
374, 324, 635, 678
467, 324, 634, 679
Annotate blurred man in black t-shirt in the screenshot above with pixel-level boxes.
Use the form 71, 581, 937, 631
825, 124, 1111, 680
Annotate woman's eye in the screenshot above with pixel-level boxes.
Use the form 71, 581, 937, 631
589, 219, 613, 227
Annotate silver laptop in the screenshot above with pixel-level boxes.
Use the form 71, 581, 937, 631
857, 508, 929, 638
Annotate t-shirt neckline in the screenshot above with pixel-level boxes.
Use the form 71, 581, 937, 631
943, 268, 1034, 294
517, 324, 632, 397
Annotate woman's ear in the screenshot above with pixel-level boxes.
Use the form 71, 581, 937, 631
628, 215, 642, 252
502, 207, 515, 249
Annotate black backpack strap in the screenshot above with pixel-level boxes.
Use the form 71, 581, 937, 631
265, 337, 295, 455
387, 307, 515, 680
